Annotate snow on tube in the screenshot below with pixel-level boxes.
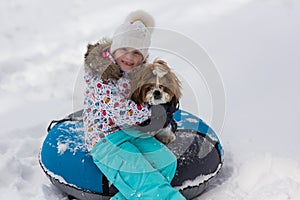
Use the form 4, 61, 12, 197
39, 109, 223, 200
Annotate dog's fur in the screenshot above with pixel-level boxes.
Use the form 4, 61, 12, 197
84, 40, 181, 144
130, 59, 182, 144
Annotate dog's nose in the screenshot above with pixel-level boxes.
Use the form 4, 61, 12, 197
153, 90, 161, 99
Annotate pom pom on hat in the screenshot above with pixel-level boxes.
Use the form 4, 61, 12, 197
125, 10, 155, 32
111, 10, 155, 60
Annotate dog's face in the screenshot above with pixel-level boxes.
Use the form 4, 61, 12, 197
136, 83, 175, 105
130, 60, 182, 107
145, 85, 172, 105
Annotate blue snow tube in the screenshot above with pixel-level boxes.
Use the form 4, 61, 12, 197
39, 109, 223, 200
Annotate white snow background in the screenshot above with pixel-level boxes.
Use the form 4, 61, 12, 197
1, 0, 300, 199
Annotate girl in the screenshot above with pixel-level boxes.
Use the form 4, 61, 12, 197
83, 10, 186, 200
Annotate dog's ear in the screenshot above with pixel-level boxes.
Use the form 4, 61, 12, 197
130, 88, 144, 105
169, 71, 182, 101
170, 96, 180, 111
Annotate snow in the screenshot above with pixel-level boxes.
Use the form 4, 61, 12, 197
176, 164, 223, 191
200, 154, 300, 199
40, 163, 68, 187
1, 0, 300, 199
57, 142, 69, 155
186, 118, 199, 123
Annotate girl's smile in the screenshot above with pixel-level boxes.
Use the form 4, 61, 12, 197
113, 47, 143, 72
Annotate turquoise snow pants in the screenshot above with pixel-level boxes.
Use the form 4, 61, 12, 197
90, 128, 186, 200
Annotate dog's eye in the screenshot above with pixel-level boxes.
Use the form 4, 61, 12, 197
159, 85, 165, 90
145, 86, 152, 93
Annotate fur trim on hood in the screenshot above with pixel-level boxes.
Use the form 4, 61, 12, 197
84, 38, 121, 80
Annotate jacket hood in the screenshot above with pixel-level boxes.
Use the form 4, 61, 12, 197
84, 38, 121, 80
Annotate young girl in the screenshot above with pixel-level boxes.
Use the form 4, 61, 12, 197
83, 10, 186, 200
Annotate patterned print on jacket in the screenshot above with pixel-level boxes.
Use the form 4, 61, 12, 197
83, 73, 150, 151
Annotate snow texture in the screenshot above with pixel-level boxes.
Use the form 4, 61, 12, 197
175, 164, 223, 191
1, 0, 300, 199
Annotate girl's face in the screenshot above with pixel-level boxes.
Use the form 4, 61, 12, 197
113, 48, 143, 72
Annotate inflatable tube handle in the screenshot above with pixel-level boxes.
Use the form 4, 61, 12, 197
102, 175, 110, 195
170, 118, 178, 133
47, 110, 84, 132
47, 118, 72, 132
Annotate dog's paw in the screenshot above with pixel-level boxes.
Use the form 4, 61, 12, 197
155, 128, 176, 145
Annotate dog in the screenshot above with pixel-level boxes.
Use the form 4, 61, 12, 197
130, 59, 182, 144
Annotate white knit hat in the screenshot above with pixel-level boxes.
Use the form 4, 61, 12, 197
110, 10, 155, 60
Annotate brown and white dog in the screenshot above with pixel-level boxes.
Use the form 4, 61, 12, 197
130, 59, 182, 144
